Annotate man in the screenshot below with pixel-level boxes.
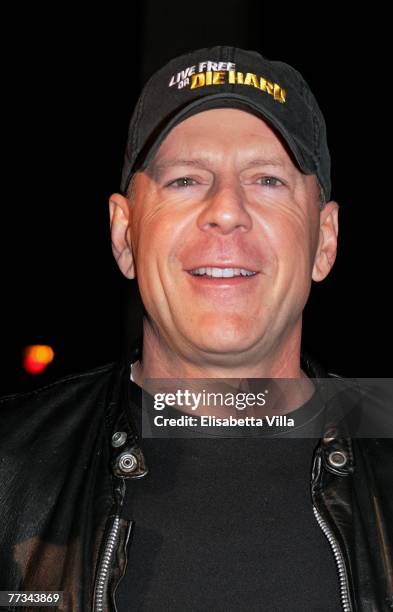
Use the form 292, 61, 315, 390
0, 46, 391, 611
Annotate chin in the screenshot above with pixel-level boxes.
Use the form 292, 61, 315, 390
188, 314, 261, 355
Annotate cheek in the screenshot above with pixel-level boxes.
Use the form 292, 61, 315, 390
134, 212, 186, 301
264, 212, 315, 283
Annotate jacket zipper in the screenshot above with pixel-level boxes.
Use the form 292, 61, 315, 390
312, 504, 353, 612
95, 504, 353, 612
93, 509, 354, 612
93, 515, 121, 612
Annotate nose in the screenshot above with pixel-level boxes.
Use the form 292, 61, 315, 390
196, 183, 252, 235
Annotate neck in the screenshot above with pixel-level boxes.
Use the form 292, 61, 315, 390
130, 318, 315, 416
133, 316, 307, 378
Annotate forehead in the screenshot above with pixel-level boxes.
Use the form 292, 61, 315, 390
148, 108, 302, 174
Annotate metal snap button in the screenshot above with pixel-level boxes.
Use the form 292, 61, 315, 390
323, 427, 338, 444
118, 452, 138, 474
111, 431, 127, 448
328, 450, 348, 469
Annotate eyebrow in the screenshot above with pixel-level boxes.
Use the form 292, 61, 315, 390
149, 156, 287, 176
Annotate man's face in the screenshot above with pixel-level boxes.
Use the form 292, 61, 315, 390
120, 108, 335, 360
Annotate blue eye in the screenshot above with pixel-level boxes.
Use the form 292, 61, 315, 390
167, 177, 197, 188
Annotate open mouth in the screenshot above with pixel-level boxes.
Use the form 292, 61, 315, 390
188, 267, 258, 278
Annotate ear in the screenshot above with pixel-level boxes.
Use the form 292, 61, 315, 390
312, 201, 339, 282
108, 193, 136, 279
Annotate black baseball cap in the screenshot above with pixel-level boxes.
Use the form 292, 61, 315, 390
120, 45, 331, 201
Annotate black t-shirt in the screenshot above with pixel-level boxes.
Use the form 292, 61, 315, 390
116, 377, 342, 612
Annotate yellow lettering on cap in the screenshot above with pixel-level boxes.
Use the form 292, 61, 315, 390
274, 83, 286, 103
244, 73, 259, 88
266, 80, 274, 95
187, 67, 286, 103
205, 71, 213, 85
228, 70, 236, 84
236, 71, 244, 84
190, 73, 206, 89
259, 77, 275, 96
212, 71, 225, 85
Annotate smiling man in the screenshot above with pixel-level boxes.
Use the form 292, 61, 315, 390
110, 108, 336, 383
1, 46, 392, 612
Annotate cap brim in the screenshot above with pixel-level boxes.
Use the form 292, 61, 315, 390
134, 92, 315, 179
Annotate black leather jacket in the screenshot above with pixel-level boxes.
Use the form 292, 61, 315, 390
0, 348, 392, 611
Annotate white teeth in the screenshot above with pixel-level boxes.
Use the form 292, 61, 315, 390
190, 267, 256, 277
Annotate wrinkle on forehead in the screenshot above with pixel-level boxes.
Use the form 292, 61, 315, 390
148, 154, 292, 179
136, 108, 320, 207
147, 108, 300, 172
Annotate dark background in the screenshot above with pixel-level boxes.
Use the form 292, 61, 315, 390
1, 4, 391, 395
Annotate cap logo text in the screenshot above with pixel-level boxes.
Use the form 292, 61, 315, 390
169, 61, 286, 104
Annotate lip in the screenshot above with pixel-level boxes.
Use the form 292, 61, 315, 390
185, 264, 260, 274
185, 269, 260, 289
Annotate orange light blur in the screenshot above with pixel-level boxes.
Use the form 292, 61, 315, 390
23, 344, 55, 375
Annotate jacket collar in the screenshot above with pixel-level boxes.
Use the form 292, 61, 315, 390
108, 339, 354, 478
